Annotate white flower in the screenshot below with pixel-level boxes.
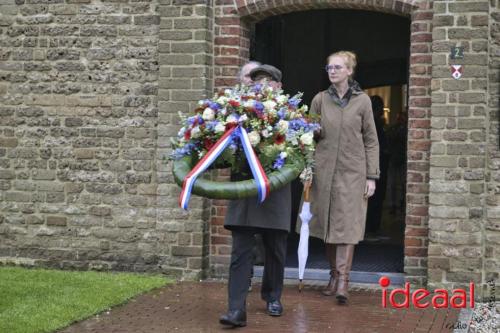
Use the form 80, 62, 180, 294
300, 132, 314, 145
243, 100, 255, 108
226, 114, 238, 123
261, 129, 272, 138
220, 108, 227, 115
217, 96, 229, 105
224, 89, 232, 96
177, 127, 186, 137
248, 131, 261, 146
277, 120, 289, 133
191, 126, 202, 138
276, 95, 288, 104
279, 152, 287, 159
202, 107, 215, 121
214, 123, 225, 133
263, 100, 277, 111
239, 114, 248, 122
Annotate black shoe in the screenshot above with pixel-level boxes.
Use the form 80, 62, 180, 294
219, 310, 247, 327
266, 300, 283, 316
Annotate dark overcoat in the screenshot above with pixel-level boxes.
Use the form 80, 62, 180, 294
224, 183, 291, 232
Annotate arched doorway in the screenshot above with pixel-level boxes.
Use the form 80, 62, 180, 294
249, 9, 409, 284
210, 0, 432, 286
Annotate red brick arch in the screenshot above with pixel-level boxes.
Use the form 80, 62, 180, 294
211, 0, 432, 286
236, 0, 418, 19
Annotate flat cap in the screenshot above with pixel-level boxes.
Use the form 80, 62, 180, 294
249, 64, 282, 82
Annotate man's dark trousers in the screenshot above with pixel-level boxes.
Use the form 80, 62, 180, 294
228, 227, 288, 311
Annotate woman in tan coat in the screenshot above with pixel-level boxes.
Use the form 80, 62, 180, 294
305, 51, 379, 304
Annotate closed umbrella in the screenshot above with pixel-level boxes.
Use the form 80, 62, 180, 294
298, 184, 312, 291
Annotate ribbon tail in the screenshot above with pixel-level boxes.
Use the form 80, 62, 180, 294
179, 126, 237, 210
238, 127, 271, 203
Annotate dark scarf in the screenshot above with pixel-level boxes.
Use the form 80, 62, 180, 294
327, 80, 363, 108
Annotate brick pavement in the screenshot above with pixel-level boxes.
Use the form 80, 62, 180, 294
59, 281, 460, 333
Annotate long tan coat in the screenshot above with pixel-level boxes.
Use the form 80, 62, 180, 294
298, 89, 380, 244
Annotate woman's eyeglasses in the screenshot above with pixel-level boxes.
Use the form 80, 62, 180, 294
325, 65, 344, 72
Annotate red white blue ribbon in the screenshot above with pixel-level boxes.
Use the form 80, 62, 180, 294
238, 126, 271, 203
179, 125, 270, 210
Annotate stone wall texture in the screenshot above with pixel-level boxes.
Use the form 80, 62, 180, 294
0, 0, 499, 291
486, 0, 500, 291
0, 0, 166, 272
428, 0, 500, 294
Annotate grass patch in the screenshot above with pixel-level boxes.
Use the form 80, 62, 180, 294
0, 266, 171, 333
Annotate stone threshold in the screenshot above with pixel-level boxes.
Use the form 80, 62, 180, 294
253, 266, 406, 286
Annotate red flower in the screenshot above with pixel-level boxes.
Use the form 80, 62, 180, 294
204, 138, 214, 150
274, 134, 285, 145
228, 100, 240, 107
184, 129, 191, 140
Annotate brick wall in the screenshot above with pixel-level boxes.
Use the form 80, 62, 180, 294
486, 0, 500, 288
404, 0, 433, 286
157, 0, 214, 279
428, 0, 497, 293
0, 0, 166, 272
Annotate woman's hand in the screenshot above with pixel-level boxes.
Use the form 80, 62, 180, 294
364, 179, 376, 198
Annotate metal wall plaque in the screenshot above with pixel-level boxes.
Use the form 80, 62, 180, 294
450, 46, 464, 59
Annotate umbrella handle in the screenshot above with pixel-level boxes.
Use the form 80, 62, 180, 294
303, 183, 311, 202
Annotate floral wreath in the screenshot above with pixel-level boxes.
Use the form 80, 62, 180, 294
170, 82, 319, 209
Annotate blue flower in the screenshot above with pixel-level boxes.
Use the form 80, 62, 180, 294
308, 123, 321, 132
197, 115, 204, 125
171, 143, 196, 159
289, 119, 307, 130
272, 155, 285, 169
254, 101, 264, 111
278, 107, 289, 119
288, 98, 300, 108
205, 121, 218, 131
208, 101, 221, 110
251, 83, 262, 93
286, 129, 297, 141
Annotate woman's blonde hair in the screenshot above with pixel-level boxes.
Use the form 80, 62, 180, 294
327, 51, 357, 79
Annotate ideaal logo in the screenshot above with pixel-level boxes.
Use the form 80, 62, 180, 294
379, 276, 475, 309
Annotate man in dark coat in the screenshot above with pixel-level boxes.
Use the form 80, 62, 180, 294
219, 65, 291, 328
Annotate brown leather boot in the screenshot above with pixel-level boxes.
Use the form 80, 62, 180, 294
322, 244, 338, 296
335, 244, 355, 305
